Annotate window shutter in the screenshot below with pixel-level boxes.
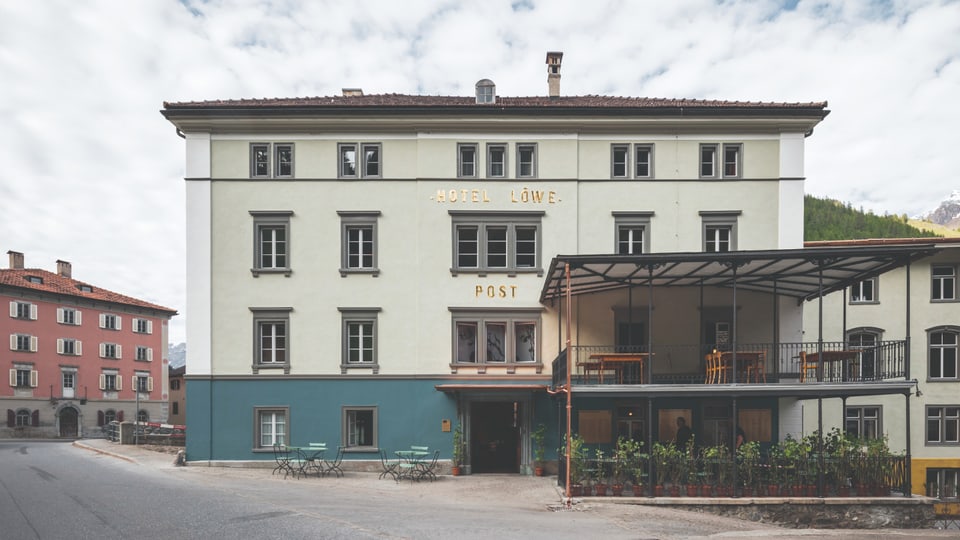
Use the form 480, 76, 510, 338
131, 376, 137, 391
147, 377, 154, 392
57, 339, 64, 354
115, 344, 122, 359
99, 313, 106, 329
9, 334, 16, 350
30, 336, 37, 352
99, 374, 106, 390
7, 409, 14, 428
99, 343, 106, 358
76, 341, 82, 355
30, 304, 37, 320
8, 369, 16, 387
117, 410, 124, 422
31, 410, 39, 427
30, 370, 38, 388
57, 307, 64, 323
97, 410, 104, 426
116, 375, 122, 390
116, 316, 122, 331
147, 348, 153, 362
146, 320, 153, 334
9, 301, 18, 317
75, 310, 82, 325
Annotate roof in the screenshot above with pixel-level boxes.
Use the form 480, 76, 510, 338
0, 268, 177, 315
539, 244, 938, 303
805, 237, 960, 247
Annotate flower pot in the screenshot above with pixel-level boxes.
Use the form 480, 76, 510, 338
699, 485, 712, 497
611, 484, 624, 496
837, 486, 850, 497
581, 484, 593, 496
767, 485, 781, 497
805, 485, 817, 497
856, 484, 869, 497
654, 485, 664, 497
594, 483, 608, 496
686, 485, 699, 497
791, 485, 804, 497
668, 485, 680, 497
534, 466, 544, 477
451, 466, 462, 476
742, 486, 754, 497
632, 484, 644, 497
570, 483, 583, 497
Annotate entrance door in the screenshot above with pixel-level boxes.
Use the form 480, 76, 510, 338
470, 401, 520, 473
59, 407, 79, 438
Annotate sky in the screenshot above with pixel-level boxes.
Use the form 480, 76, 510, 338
1, 0, 958, 345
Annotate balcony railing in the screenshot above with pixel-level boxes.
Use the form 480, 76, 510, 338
551, 341, 907, 388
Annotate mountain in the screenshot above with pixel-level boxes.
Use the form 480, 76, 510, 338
919, 190, 960, 231
804, 195, 940, 241
168, 342, 186, 369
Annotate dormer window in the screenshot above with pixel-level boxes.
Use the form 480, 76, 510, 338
25, 276, 43, 284
77, 284, 93, 293
475, 79, 495, 104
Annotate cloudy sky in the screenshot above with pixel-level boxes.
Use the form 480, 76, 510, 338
1, 0, 958, 344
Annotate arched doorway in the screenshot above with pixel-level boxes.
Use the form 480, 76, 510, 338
59, 407, 79, 438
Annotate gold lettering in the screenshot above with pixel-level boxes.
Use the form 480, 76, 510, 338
532, 190, 544, 203
449, 189, 457, 202
511, 190, 518, 203
499, 285, 507, 298
483, 190, 490, 202
475, 285, 484, 297
486, 285, 496, 298
471, 189, 479, 202
461, 189, 469, 202
510, 285, 518, 297
548, 191, 557, 204
436, 189, 446, 202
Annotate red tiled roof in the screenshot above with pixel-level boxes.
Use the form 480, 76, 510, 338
0, 268, 177, 315
163, 94, 827, 111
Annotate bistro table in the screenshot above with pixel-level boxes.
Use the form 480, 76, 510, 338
395, 449, 430, 481
288, 444, 326, 478
719, 351, 766, 383
585, 352, 653, 384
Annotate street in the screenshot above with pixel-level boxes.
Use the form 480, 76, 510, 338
0, 440, 955, 540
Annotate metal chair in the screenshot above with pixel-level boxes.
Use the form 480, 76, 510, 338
418, 450, 441, 482
272, 443, 295, 478
378, 449, 398, 481
323, 446, 344, 478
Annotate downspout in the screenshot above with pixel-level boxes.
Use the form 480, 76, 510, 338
905, 260, 912, 497
732, 263, 738, 383
564, 263, 572, 504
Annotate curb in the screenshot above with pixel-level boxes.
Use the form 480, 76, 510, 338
73, 440, 137, 464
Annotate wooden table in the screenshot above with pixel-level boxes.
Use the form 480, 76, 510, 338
804, 350, 861, 381
584, 352, 652, 384
710, 351, 766, 383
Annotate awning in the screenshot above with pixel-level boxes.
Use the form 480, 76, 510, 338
435, 384, 549, 394
539, 244, 938, 303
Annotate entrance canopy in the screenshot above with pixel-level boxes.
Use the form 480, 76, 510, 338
539, 245, 938, 303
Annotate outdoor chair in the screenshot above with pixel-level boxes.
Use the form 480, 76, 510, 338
272, 443, 295, 478
418, 450, 441, 482
798, 351, 818, 382
378, 449, 398, 481
323, 445, 345, 478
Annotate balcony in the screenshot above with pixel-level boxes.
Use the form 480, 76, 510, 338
552, 341, 908, 389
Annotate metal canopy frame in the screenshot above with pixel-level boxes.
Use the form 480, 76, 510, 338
539, 244, 938, 304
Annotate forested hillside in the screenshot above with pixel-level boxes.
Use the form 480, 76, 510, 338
804, 195, 941, 241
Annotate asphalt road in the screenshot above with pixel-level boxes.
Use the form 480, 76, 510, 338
1, 440, 955, 540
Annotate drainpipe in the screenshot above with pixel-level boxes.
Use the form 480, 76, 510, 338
564, 263, 572, 504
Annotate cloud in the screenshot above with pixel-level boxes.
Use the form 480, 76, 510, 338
1, 0, 958, 344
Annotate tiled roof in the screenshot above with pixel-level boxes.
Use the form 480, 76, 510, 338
163, 94, 827, 111
0, 268, 177, 315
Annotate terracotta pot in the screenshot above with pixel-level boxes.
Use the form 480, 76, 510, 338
594, 483, 608, 496
768, 485, 781, 497
668, 485, 680, 497
805, 485, 817, 497
699, 485, 712, 497
837, 486, 850, 497
451, 466, 461, 476
742, 486, 754, 497
611, 484, 624, 496
581, 484, 593, 496
570, 484, 583, 497
632, 484, 645, 497
792, 485, 804, 497
686, 485, 699, 497
534, 466, 544, 477
654, 485, 664, 497
856, 484, 869, 497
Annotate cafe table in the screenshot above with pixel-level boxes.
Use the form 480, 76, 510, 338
395, 449, 430, 481
288, 444, 326, 478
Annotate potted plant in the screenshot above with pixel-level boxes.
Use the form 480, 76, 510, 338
612, 436, 637, 496
767, 442, 786, 497
632, 442, 649, 496
593, 448, 608, 496
703, 444, 731, 496
532, 423, 547, 476
565, 433, 587, 497
737, 441, 760, 497
451, 423, 465, 476
652, 442, 672, 497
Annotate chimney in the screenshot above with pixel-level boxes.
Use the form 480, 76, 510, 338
342, 88, 363, 97
546, 51, 563, 98
7, 250, 24, 269
56, 259, 72, 278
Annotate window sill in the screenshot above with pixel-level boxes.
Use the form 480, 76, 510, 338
252, 363, 291, 374
450, 268, 543, 277
849, 301, 880, 305
450, 362, 543, 375
341, 363, 380, 375
339, 268, 380, 278
251, 268, 292, 278
926, 378, 960, 383
344, 446, 379, 454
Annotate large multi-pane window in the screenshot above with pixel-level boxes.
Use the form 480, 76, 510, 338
57, 307, 80, 325
848, 330, 880, 380
700, 143, 742, 178
10, 365, 36, 388
926, 469, 959, 500
133, 318, 153, 334
250, 143, 270, 177
57, 338, 80, 356
339, 308, 380, 373
134, 372, 152, 393
343, 407, 376, 448
611, 144, 654, 179
452, 309, 540, 365
929, 327, 958, 380
275, 144, 294, 177
451, 211, 542, 274
458, 143, 477, 178
250, 143, 294, 179
701, 211, 740, 252
100, 371, 120, 391
256, 408, 288, 448
250, 308, 291, 373
932, 265, 957, 301
926, 406, 960, 445
613, 212, 653, 255
700, 144, 717, 178
250, 211, 292, 275
99, 313, 120, 330
338, 211, 380, 276
635, 144, 653, 178
11, 334, 38, 352
339, 143, 381, 178
845, 406, 881, 439
99, 343, 120, 359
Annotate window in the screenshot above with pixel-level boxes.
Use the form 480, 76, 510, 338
340, 308, 380, 373
487, 144, 507, 178
932, 265, 957, 301
170, 379, 181, 390
700, 144, 717, 178
722, 144, 742, 178
10, 334, 38, 352
9, 301, 37, 320
701, 211, 740, 252
450, 211, 543, 274
133, 372, 152, 393
250, 143, 270, 178
611, 144, 629, 178
848, 329, 880, 380
343, 406, 377, 449
926, 406, 960, 445
929, 327, 958, 380
339, 143, 381, 178
458, 143, 477, 178
103, 409, 117, 424
850, 278, 877, 303
9, 365, 37, 388
25, 275, 42, 284
62, 370, 75, 397
57, 338, 81, 356
133, 318, 153, 334
57, 307, 80, 325
172, 402, 179, 415
255, 407, 288, 448
15, 409, 31, 427
451, 308, 541, 367
475, 80, 495, 104
135, 346, 153, 362
99, 313, 121, 330
137, 410, 149, 422
635, 144, 653, 178
613, 212, 653, 255
250, 211, 293, 276
927, 469, 960, 500
100, 371, 120, 391
845, 406, 881, 439
275, 143, 294, 177
338, 211, 380, 276
100, 343, 121, 359
516, 144, 537, 178
250, 307, 291, 373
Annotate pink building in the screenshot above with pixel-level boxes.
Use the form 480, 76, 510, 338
2, 250, 177, 438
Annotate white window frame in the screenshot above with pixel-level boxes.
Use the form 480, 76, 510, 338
57, 338, 81, 356
486, 143, 507, 178
450, 211, 543, 275
458, 143, 478, 178
339, 308, 380, 374
9, 301, 37, 320
850, 278, 878, 304
100, 343, 121, 359
9, 364, 38, 388
450, 308, 542, 371
133, 318, 153, 334
250, 211, 293, 276
274, 143, 294, 178
699, 144, 717, 178
926, 405, 960, 445
57, 307, 81, 325
516, 143, 537, 178
338, 211, 380, 276
342, 406, 377, 450
133, 372, 153, 393
932, 265, 957, 302
255, 407, 288, 449
700, 211, 740, 253
250, 143, 271, 178
926, 468, 960, 500
928, 327, 958, 380
250, 307, 291, 374
611, 144, 630, 178
99, 313, 121, 331
722, 143, 742, 178
15, 408, 31, 426
135, 345, 153, 362
100, 371, 121, 391
10, 334, 38, 352
338, 143, 381, 179
613, 212, 653, 255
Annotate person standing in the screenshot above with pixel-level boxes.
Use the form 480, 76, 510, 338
674, 417, 693, 448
